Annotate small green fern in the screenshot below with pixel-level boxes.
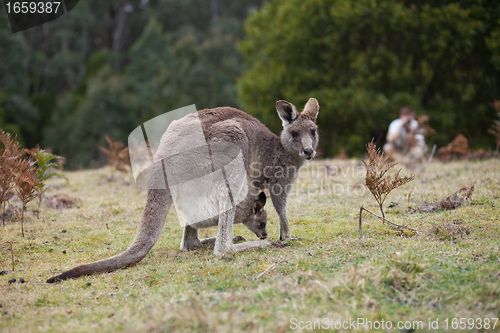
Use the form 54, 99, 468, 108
27, 147, 68, 219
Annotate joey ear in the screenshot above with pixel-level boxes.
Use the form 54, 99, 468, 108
301, 97, 319, 121
276, 100, 298, 127
257, 191, 266, 206
253, 192, 266, 213
253, 201, 263, 214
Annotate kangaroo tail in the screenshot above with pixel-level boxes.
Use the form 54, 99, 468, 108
47, 189, 171, 283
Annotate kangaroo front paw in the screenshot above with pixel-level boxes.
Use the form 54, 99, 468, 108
270, 241, 286, 248
279, 235, 290, 241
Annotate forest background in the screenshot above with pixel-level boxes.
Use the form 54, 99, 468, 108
0, 0, 499, 168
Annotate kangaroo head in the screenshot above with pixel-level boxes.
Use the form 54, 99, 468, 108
242, 192, 268, 239
276, 98, 319, 160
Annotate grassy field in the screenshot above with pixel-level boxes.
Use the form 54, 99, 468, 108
1, 158, 499, 332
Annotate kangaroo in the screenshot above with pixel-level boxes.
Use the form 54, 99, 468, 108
47, 98, 319, 283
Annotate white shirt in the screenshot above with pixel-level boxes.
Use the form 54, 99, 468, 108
387, 119, 424, 149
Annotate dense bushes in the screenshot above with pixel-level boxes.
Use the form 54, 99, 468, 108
238, 0, 500, 156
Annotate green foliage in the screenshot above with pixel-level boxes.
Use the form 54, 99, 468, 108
124, 18, 171, 121
238, 0, 500, 156
27, 147, 68, 218
43, 15, 250, 169
44, 66, 134, 169
0, 1, 264, 168
0, 21, 37, 146
30, 149, 66, 187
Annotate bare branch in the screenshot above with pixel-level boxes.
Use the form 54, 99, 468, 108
358, 206, 421, 237
254, 257, 286, 279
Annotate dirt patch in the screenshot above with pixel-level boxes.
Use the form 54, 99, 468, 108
44, 193, 81, 209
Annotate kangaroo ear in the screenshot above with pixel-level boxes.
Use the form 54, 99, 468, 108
253, 192, 266, 213
257, 192, 266, 206
301, 98, 319, 121
253, 201, 263, 214
276, 100, 298, 127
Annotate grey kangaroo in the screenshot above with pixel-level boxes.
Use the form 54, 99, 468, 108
47, 98, 319, 283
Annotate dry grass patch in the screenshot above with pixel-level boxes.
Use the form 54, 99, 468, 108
1, 159, 499, 332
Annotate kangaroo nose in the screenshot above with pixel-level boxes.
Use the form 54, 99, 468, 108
304, 147, 314, 158
260, 233, 268, 239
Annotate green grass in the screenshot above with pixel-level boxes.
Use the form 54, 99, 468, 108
1, 159, 499, 332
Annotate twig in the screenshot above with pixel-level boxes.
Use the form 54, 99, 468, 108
427, 144, 437, 165
407, 188, 414, 209
255, 257, 286, 279
358, 206, 421, 236
1, 241, 15, 271
358, 206, 364, 236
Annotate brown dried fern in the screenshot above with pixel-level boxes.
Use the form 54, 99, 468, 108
98, 135, 131, 180
359, 141, 420, 237
362, 141, 416, 218
0, 130, 22, 157
14, 158, 41, 237
407, 184, 474, 213
0, 130, 23, 226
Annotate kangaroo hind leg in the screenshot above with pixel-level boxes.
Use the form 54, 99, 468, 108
213, 207, 236, 255
180, 225, 202, 251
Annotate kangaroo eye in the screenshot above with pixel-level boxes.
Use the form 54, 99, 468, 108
291, 131, 299, 138
259, 222, 266, 228
311, 129, 316, 136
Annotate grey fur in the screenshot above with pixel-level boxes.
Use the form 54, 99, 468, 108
46, 98, 319, 283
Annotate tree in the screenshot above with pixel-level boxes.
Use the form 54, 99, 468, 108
1, 0, 265, 168
44, 66, 134, 168
124, 18, 171, 122
0, 20, 38, 146
238, 0, 500, 156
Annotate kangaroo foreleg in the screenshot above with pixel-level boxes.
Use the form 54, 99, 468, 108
270, 189, 290, 241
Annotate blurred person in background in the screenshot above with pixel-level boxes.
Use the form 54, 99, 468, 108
384, 106, 427, 161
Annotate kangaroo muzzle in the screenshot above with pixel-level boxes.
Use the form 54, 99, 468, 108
301, 146, 316, 160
